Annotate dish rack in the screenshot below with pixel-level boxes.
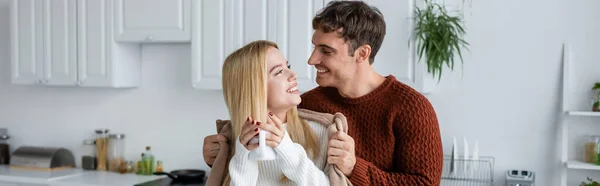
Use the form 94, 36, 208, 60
441, 155, 495, 186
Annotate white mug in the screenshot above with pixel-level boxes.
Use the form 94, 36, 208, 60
248, 123, 286, 161
248, 130, 277, 161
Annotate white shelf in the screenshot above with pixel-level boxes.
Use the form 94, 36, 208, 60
566, 111, 600, 116
566, 160, 600, 170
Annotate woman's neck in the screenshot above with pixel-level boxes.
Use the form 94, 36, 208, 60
274, 111, 287, 123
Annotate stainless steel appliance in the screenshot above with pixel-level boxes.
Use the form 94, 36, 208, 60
9, 146, 76, 171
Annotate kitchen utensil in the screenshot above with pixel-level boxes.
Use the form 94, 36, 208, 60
153, 169, 206, 183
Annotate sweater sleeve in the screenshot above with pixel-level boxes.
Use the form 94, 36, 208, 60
274, 131, 330, 186
228, 138, 259, 186
349, 96, 444, 186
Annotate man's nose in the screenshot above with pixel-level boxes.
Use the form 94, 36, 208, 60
307, 51, 319, 65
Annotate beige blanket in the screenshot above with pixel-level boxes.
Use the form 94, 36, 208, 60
205, 108, 353, 186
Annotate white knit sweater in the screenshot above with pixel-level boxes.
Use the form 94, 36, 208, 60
228, 121, 330, 186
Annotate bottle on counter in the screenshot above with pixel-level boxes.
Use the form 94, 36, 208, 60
136, 153, 144, 175
143, 146, 155, 175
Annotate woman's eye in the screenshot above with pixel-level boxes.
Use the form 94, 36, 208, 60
275, 69, 283, 75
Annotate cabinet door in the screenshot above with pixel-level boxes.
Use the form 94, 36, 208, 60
114, 0, 191, 43
191, 0, 228, 90
191, 0, 282, 90
77, 0, 113, 87
77, 0, 142, 88
10, 0, 44, 85
42, 0, 78, 86
273, 0, 323, 92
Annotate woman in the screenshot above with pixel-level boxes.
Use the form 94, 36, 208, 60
209, 40, 349, 186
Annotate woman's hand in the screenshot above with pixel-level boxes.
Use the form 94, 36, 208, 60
259, 112, 286, 148
239, 116, 260, 151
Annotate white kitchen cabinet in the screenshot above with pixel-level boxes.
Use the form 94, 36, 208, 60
77, 0, 141, 87
191, 0, 322, 91
10, 0, 43, 85
114, 0, 191, 43
42, 0, 78, 86
10, 0, 141, 88
191, 0, 434, 93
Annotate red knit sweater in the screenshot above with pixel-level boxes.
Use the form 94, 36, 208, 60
298, 75, 443, 186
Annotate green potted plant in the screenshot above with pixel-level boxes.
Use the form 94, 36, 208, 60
581, 177, 600, 186
413, 0, 470, 82
592, 82, 600, 111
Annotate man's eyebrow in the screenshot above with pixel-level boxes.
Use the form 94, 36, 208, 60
316, 44, 336, 51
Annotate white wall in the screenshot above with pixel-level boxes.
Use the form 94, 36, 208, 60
1, 0, 600, 185
427, 0, 600, 185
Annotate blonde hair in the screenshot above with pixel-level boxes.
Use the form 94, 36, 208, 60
220, 40, 320, 185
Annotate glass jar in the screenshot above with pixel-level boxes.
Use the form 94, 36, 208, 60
584, 135, 599, 164
126, 161, 135, 173
156, 160, 163, 172
95, 129, 109, 171
0, 128, 10, 165
108, 134, 125, 172
82, 139, 96, 170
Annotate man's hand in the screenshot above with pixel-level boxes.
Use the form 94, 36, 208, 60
203, 133, 228, 167
327, 131, 356, 177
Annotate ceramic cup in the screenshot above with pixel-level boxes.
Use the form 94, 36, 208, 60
248, 124, 286, 161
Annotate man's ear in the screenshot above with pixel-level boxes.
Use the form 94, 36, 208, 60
355, 45, 372, 64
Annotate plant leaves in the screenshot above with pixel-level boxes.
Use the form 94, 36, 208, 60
413, 0, 470, 82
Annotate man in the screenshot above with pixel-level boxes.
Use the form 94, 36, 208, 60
203, 1, 443, 185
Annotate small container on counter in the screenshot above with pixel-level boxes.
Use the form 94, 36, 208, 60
156, 160, 163, 172
584, 135, 599, 164
81, 139, 96, 170
126, 161, 135, 173
95, 129, 109, 171
108, 134, 126, 172
0, 128, 11, 165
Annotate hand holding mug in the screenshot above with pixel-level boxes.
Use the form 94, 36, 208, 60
239, 116, 260, 151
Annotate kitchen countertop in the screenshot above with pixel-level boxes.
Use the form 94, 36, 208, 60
0, 165, 165, 186
0, 166, 85, 184
49, 170, 166, 186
